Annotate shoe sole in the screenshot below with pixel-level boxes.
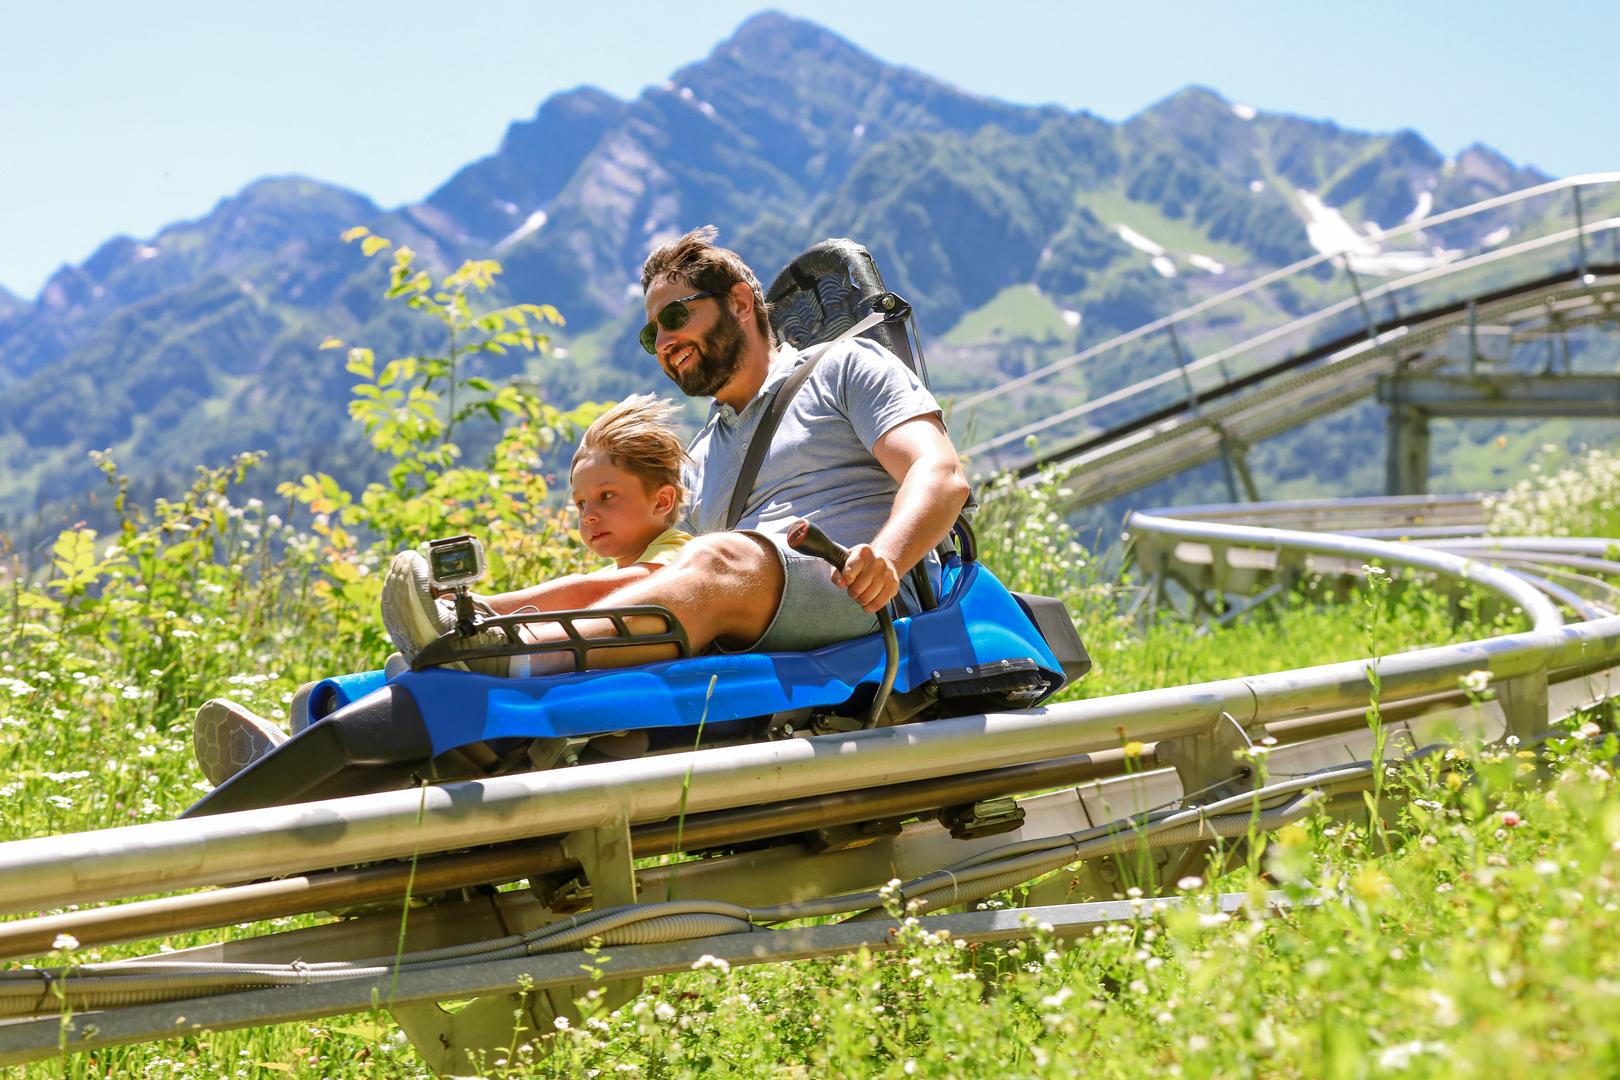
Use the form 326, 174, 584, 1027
381, 550, 509, 676
381, 551, 450, 659
194, 698, 289, 787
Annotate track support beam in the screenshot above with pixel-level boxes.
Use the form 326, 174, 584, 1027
1155, 711, 1258, 804
393, 811, 645, 1076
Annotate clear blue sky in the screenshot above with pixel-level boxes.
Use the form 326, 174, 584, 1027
3, 1, 1616, 299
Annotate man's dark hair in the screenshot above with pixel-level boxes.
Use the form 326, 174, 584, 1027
641, 226, 775, 346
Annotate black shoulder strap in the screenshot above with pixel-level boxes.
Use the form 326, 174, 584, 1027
723, 311, 886, 531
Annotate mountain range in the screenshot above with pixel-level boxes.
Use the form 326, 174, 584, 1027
0, 11, 1553, 544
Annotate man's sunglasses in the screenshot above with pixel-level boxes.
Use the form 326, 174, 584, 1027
640, 291, 717, 355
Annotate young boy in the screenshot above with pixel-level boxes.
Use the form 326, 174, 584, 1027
192, 394, 692, 786
380, 392, 692, 666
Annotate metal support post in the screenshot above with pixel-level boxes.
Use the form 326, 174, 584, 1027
1497, 672, 1551, 745
554, 812, 644, 1027
392, 813, 645, 1075
561, 811, 640, 907
1214, 438, 1242, 504
1219, 431, 1261, 502
1166, 321, 1203, 413
1383, 372, 1430, 496
1167, 322, 1243, 504
1155, 711, 1258, 806
1573, 185, 1589, 279
1342, 254, 1381, 341
1465, 300, 1479, 374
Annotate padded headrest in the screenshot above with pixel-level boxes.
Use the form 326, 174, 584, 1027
766, 238, 917, 373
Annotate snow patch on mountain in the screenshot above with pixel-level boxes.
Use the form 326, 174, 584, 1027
1404, 191, 1433, 224
1116, 225, 1165, 257
1115, 224, 1179, 275
1298, 190, 1460, 275
1231, 102, 1257, 120
494, 209, 548, 252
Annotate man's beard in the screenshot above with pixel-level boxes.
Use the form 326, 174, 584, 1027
664, 304, 747, 399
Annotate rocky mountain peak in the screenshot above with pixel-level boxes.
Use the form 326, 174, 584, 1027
1456, 142, 1545, 185
426, 87, 628, 246
717, 10, 876, 73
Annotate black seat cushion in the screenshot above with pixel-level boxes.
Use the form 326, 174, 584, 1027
766, 238, 920, 378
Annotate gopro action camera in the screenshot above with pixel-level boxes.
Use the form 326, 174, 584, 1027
427, 535, 487, 591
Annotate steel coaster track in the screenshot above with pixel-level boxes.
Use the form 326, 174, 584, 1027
950, 173, 1620, 506
4, 497, 1620, 1066
1010, 264, 1620, 507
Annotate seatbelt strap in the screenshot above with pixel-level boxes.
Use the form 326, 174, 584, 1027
723, 310, 887, 530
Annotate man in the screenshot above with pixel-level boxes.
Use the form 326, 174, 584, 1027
392, 224, 969, 666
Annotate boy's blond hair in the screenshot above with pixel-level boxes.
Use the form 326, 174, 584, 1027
571, 394, 689, 525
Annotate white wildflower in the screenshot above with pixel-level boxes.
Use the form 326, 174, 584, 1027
1378, 1040, 1444, 1068
690, 954, 730, 973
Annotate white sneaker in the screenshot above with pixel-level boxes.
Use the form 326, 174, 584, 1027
380, 551, 509, 675
193, 698, 289, 786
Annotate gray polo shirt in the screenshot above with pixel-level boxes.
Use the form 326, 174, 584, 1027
683, 336, 943, 560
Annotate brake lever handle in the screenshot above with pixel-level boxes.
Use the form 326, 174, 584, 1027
786, 518, 848, 571
787, 518, 896, 731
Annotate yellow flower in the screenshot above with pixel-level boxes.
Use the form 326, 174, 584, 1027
1274, 823, 1309, 848
1352, 866, 1392, 902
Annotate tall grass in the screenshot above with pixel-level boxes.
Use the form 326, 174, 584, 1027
0, 446, 1607, 1075
2, 449, 1617, 1075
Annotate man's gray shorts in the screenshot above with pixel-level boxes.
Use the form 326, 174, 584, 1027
725, 530, 879, 653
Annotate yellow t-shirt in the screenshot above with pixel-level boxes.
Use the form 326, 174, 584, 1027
630, 526, 691, 567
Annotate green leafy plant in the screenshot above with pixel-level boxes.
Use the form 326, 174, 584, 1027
280, 230, 596, 583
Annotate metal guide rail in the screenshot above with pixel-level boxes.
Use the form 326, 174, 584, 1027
4, 501, 1620, 1071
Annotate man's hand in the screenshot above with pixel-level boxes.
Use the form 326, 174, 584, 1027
832, 543, 901, 613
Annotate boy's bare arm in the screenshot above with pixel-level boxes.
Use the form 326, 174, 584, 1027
475, 565, 656, 615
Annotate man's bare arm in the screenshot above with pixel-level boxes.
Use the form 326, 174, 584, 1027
834, 414, 970, 613
476, 564, 656, 615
